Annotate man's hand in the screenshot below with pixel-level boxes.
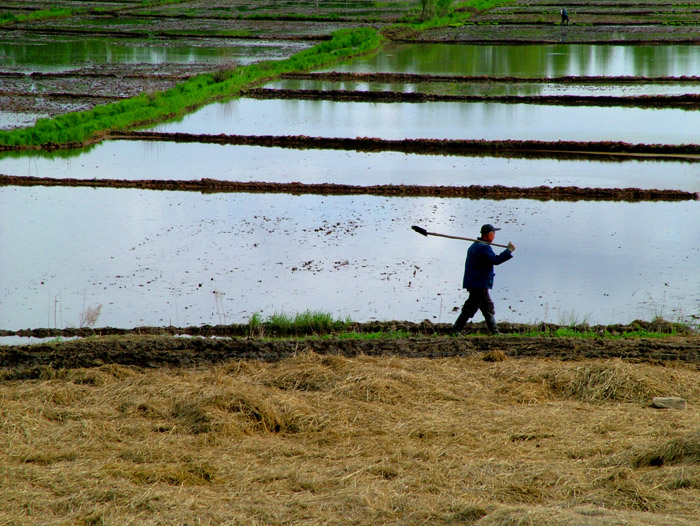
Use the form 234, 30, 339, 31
507, 242, 516, 252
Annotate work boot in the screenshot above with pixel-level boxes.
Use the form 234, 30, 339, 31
485, 316, 500, 335
451, 311, 470, 335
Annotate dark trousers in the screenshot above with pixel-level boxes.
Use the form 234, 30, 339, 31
453, 288, 495, 331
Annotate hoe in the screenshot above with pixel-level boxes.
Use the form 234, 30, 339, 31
411, 225, 509, 249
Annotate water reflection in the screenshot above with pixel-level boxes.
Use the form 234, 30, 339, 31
2, 141, 699, 192
267, 79, 700, 97
1, 187, 698, 330
329, 43, 700, 78
0, 37, 307, 73
152, 97, 700, 145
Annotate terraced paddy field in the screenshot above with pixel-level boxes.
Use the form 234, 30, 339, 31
1, 2, 700, 525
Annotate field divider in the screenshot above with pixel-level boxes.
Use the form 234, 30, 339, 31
281, 72, 700, 84
1, 174, 696, 202
245, 87, 700, 109
106, 130, 700, 164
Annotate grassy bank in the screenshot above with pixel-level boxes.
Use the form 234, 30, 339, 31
0, 8, 74, 25
0, 27, 381, 149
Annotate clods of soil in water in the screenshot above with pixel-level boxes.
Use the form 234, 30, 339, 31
1, 186, 698, 331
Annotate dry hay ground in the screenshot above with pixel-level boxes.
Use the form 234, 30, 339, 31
3, 352, 700, 525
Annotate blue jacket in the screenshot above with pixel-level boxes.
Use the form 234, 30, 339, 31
462, 240, 512, 289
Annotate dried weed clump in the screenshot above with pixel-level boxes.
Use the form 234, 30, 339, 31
1, 353, 700, 524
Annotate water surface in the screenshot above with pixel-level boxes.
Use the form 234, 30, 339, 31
2, 141, 699, 192
1, 187, 698, 330
329, 43, 700, 77
151, 98, 700, 145
267, 78, 700, 97
0, 36, 307, 73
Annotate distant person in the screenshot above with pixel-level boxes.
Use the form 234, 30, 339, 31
452, 224, 515, 335
560, 8, 569, 25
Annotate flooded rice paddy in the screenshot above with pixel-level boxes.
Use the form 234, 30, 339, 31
327, 43, 700, 77
2, 141, 700, 193
152, 97, 700, 145
267, 78, 700, 97
0, 36, 308, 74
2, 40, 700, 331
1, 186, 698, 331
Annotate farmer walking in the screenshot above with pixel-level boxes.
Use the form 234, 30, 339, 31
560, 8, 569, 25
452, 224, 515, 335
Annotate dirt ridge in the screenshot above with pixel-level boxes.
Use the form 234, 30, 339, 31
2, 334, 699, 376
246, 87, 700, 109
1, 174, 696, 202
281, 72, 700, 84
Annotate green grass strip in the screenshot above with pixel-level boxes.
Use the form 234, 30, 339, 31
0, 27, 382, 148
0, 8, 75, 25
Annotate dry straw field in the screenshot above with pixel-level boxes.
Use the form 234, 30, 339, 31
3, 350, 700, 525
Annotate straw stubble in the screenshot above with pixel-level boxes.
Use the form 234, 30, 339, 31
1, 354, 700, 524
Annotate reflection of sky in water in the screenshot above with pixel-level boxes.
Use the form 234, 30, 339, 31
151, 97, 700, 145
0, 38, 307, 73
330, 43, 700, 78
3, 141, 700, 192
1, 187, 698, 330
267, 79, 700, 97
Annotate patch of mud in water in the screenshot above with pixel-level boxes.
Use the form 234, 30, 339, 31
151, 98, 700, 145
2, 140, 699, 192
1, 186, 698, 330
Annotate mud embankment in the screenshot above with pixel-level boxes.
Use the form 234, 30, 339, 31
105, 130, 700, 164
1, 174, 697, 202
1, 334, 699, 376
281, 72, 700, 85
246, 87, 700, 109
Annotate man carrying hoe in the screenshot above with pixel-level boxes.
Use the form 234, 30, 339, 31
452, 224, 515, 335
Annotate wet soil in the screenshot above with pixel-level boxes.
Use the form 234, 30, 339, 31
108, 130, 700, 165
281, 72, 700, 85
1, 173, 697, 202
1, 326, 699, 376
246, 86, 700, 109
0, 64, 224, 124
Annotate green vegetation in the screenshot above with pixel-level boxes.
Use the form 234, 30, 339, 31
395, 0, 516, 31
518, 327, 686, 339
248, 310, 352, 336
0, 27, 382, 149
457, 0, 517, 11
139, 0, 191, 6
239, 311, 694, 340
0, 7, 74, 25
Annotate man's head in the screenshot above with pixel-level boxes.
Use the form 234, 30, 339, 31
480, 224, 500, 242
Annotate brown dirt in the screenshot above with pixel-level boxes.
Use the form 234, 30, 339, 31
247, 86, 700, 108
108, 130, 700, 166
1, 333, 699, 376
2, 321, 698, 374
282, 72, 700, 85
1, 173, 697, 201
